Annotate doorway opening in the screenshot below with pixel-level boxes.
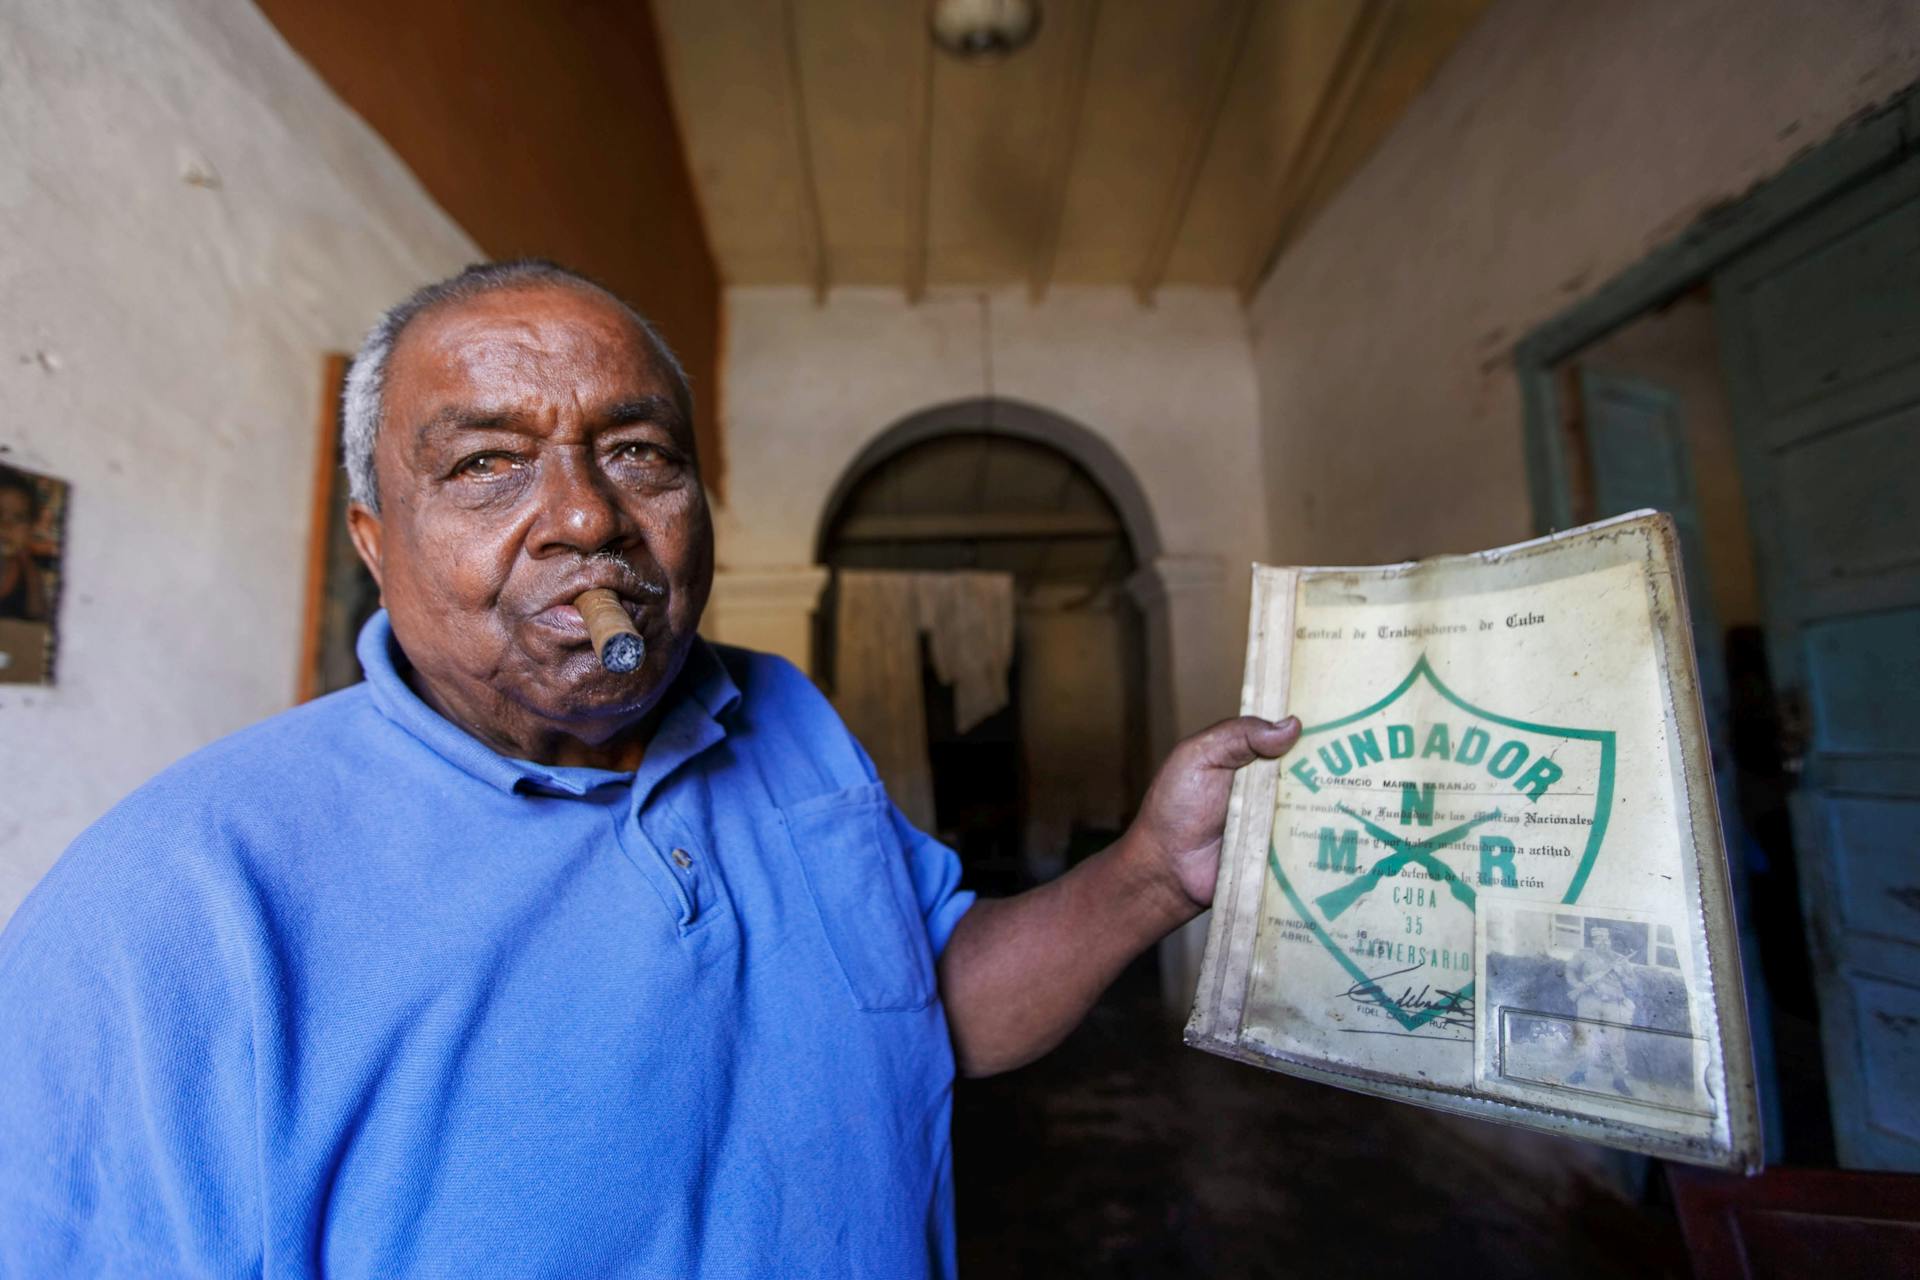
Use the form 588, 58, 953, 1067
1520, 85, 1920, 1170
816, 426, 1149, 900
1545, 286, 1830, 1164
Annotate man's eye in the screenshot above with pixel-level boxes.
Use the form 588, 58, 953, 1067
610, 443, 682, 477
455, 453, 518, 478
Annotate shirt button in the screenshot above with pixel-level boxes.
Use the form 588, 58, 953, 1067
671, 847, 694, 870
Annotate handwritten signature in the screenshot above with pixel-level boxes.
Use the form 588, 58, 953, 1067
1339, 963, 1475, 1031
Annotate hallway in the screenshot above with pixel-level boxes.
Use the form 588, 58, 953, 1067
955, 961, 1686, 1278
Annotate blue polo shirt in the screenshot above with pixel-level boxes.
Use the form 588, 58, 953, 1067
0, 613, 974, 1277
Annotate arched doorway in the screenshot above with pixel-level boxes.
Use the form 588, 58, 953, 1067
815, 403, 1155, 898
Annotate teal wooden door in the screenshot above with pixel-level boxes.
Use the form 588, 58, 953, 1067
1715, 152, 1920, 1170
1578, 370, 1724, 713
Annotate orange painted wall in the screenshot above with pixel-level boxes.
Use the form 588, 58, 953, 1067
254, 0, 725, 491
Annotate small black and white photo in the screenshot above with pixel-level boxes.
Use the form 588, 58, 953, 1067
0, 461, 69, 685
1481, 905, 1711, 1117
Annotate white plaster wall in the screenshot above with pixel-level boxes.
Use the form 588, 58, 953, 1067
0, 0, 478, 918
1250, 0, 1920, 566
715, 284, 1267, 729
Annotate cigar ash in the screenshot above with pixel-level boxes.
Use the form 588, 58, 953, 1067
599, 630, 644, 674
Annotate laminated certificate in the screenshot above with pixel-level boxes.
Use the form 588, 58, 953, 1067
1186, 512, 1762, 1170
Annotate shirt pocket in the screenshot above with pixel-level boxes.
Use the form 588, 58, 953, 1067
777, 782, 936, 1012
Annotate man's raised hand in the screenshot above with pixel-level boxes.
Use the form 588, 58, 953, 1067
1130, 715, 1302, 909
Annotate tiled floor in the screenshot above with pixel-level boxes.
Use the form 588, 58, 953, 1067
953, 962, 1687, 1279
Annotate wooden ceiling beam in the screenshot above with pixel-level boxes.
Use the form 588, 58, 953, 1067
780, 0, 830, 302
1237, 0, 1398, 300
1027, 0, 1101, 302
1134, 0, 1258, 304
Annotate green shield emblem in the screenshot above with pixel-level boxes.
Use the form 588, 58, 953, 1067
1265, 655, 1616, 1033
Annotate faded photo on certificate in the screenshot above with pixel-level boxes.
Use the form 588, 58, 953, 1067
1186, 512, 1759, 1170
1480, 904, 1714, 1132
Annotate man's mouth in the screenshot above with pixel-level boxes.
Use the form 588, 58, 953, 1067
530, 595, 645, 641
527, 583, 666, 645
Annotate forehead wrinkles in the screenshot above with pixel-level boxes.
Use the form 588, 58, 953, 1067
400, 304, 656, 407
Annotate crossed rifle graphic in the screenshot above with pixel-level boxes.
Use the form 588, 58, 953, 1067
1313, 802, 1505, 920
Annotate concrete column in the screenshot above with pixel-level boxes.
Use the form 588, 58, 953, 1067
1127, 553, 1239, 1015
702, 565, 831, 673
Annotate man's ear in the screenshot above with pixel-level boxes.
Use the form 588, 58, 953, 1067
345, 502, 386, 597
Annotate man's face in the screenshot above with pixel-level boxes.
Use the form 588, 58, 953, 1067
0, 490, 31, 560
1591, 928, 1612, 950
348, 284, 712, 752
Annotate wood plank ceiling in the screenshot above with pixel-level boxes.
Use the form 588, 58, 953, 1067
654, 0, 1489, 301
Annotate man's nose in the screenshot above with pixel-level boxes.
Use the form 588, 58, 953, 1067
527, 450, 631, 555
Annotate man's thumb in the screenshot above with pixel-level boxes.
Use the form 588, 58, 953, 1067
1195, 715, 1301, 770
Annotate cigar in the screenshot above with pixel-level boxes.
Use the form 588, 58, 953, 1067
574, 588, 645, 673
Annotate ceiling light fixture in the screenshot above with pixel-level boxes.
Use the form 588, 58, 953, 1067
930, 0, 1041, 60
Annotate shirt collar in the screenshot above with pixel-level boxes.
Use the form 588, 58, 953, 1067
357, 609, 741, 799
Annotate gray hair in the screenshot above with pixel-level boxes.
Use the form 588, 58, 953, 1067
340, 259, 692, 512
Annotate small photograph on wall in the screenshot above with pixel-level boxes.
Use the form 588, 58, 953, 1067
0, 460, 70, 685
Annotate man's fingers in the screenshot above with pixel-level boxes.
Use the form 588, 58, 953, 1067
1189, 715, 1302, 771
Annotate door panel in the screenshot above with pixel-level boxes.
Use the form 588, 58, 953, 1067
1855, 976, 1920, 1147
1742, 188, 1920, 412
1716, 151, 1920, 1171
1828, 797, 1920, 944
1802, 609, 1920, 755
1774, 405, 1920, 580
1578, 370, 1721, 700
1585, 374, 1693, 506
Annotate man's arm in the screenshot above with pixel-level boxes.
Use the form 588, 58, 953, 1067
1566, 962, 1592, 1003
1567, 950, 1622, 1003
937, 715, 1300, 1077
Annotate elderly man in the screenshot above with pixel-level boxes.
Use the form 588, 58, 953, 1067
0, 261, 1300, 1278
